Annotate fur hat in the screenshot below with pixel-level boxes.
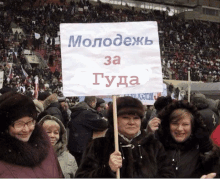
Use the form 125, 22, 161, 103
107, 96, 144, 127
0, 91, 37, 132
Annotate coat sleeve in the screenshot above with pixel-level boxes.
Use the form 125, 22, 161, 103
68, 152, 78, 177
75, 138, 115, 178
156, 142, 176, 178
200, 147, 220, 177
81, 110, 109, 131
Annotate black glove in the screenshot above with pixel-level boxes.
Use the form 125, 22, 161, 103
195, 127, 213, 153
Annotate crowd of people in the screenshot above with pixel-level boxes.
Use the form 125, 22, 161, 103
0, 0, 219, 93
0, 90, 220, 178
0, 0, 220, 178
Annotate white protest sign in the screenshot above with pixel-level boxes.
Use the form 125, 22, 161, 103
60, 22, 163, 97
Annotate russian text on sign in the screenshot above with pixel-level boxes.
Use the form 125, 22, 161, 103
68, 34, 153, 47
93, 73, 140, 88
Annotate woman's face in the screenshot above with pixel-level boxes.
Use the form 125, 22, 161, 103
43, 120, 60, 146
117, 114, 141, 139
170, 111, 192, 143
8, 116, 36, 142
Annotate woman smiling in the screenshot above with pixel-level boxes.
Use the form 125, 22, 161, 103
157, 100, 219, 178
0, 92, 63, 178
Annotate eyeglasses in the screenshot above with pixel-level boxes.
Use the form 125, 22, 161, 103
12, 119, 36, 130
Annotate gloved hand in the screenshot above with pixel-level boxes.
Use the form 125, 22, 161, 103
195, 127, 213, 153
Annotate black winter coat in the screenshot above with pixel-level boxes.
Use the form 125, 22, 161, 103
68, 101, 108, 154
161, 136, 220, 178
164, 138, 203, 178
157, 100, 219, 178
75, 129, 175, 178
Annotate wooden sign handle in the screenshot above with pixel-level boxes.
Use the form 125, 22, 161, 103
112, 95, 120, 179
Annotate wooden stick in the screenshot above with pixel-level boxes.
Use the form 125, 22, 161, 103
188, 70, 191, 103
112, 95, 120, 179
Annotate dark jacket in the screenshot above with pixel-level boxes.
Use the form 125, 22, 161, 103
161, 136, 206, 178
68, 101, 108, 154
157, 100, 218, 178
0, 124, 63, 178
44, 93, 69, 127
163, 138, 220, 178
75, 129, 175, 178
191, 93, 219, 135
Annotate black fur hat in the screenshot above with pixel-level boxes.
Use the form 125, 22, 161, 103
107, 96, 145, 127
0, 91, 37, 132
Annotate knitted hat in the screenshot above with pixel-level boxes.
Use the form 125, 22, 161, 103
0, 91, 37, 132
107, 96, 145, 126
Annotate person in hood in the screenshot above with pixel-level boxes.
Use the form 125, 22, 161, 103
75, 96, 175, 178
68, 96, 109, 166
157, 100, 218, 178
0, 91, 63, 178
191, 93, 219, 135
39, 115, 78, 178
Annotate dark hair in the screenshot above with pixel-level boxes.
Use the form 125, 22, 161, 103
84, 96, 96, 106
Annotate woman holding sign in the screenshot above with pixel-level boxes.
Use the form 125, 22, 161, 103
75, 96, 175, 178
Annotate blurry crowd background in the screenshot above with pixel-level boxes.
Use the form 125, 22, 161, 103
0, 0, 219, 99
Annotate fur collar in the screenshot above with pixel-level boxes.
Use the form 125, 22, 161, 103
0, 124, 50, 167
162, 134, 198, 151
43, 93, 58, 109
105, 127, 155, 146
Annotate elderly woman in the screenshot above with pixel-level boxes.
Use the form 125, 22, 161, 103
75, 96, 175, 178
0, 92, 63, 178
157, 100, 219, 178
39, 115, 78, 178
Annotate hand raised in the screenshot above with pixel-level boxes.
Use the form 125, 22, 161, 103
148, 117, 161, 132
